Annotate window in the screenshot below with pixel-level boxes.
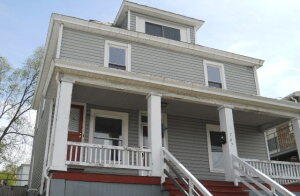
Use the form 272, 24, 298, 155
139, 112, 168, 148
204, 60, 226, 89
90, 109, 129, 147
104, 40, 131, 71
145, 22, 181, 41
207, 124, 225, 173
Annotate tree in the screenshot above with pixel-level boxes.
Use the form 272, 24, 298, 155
0, 47, 43, 166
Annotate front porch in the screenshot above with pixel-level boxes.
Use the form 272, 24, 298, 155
45, 71, 300, 195
51, 81, 299, 179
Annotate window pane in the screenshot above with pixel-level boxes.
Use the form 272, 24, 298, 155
68, 107, 80, 132
208, 81, 222, 88
145, 22, 163, 37
94, 117, 122, 146
109, 63, 126, 70
109, 47, 125, 66
207, 65, 222, 83
163, 26, 180, 41
210, 131, 224, 170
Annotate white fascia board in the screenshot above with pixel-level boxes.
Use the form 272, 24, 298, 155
52, 13, 264, 67
53, 59, 300, 117
114, 1, 204, 30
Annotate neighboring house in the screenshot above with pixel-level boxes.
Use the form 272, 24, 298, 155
28, 1, 300, 196
16, 164, 30, 186
266, 92, 300, 161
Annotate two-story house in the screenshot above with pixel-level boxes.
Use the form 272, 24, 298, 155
28, 1, 300, 196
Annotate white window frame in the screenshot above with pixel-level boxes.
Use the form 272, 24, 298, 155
136, 16, 191, 43
104, 40, 131, 72
203, 60, 227, 89
89, 109, 129, 147
206, 124, 224, 173
138, 111, 168, 149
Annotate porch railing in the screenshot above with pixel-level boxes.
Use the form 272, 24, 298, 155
243, 158, 300, 185
66, 141, 151, 170
162, 148, 212, 196
232, 155, 295, 196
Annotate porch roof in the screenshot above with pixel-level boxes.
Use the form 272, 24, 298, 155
36, 58, 300, 122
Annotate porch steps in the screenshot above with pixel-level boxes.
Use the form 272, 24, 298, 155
163, 179, 249, 196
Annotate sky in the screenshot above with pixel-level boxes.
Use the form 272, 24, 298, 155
0, 0, 299, 99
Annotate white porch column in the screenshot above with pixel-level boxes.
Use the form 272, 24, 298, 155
147, 93, 163, 176
292, 118, 300, 159
218, 106, 238, 181
50, 77, 74, 171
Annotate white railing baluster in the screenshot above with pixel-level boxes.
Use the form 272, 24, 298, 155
74, 145, 78, 162
66, 142, 151, 170
233, 155, 295, 196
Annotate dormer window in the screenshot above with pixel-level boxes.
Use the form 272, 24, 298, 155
204, 60, 226, 89
145, 22, 180, 41
104, 40, 131, 71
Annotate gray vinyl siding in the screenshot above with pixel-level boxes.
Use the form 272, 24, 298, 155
49, 179, 166, 196
60, 29, 105, 66
167, 114, 268, 181
29, 99, 52, 189
130, 11, 195, 43
60, 28, 258, 95
236, 124, 268, 160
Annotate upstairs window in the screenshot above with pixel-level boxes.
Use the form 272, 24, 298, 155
204, 60, 226, 89
104, 40, 131, 71
109, 47, 126, 70
145, 22, 180, 41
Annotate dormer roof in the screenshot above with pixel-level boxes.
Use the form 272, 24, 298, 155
114, 1, 205, 31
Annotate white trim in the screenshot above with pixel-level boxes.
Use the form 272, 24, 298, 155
89, 109, 129, 147
203, 60, 227, 90
253, 66, 261, 95
104, 40, 131, 72
55, 23, 63, 58
127, 10, 131, 30
138, 111, 168, 148
71, 102, 86, 143
136, 15, 190, 43
206, 124, 225, 173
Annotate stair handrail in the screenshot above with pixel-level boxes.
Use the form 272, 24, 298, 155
162, 147, 212, 196
232, 154, 295, 196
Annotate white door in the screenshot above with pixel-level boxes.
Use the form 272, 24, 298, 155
207, 124, 225, 173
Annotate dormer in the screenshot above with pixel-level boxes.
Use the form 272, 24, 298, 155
114, 1, 204, 44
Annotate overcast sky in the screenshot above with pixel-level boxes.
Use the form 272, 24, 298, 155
0, 0, 299, 99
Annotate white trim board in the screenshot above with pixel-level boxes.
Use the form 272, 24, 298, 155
88, 109, 129, 147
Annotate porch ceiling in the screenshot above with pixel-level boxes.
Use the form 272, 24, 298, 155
164, 99, 289, 129
73, 84, 289, 130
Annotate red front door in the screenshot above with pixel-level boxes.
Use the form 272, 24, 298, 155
68, 105, 84, 142
67, 105, 84, 162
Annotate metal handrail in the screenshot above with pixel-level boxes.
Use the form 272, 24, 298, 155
232, 154, 295, 196
162, 148, 212, 196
